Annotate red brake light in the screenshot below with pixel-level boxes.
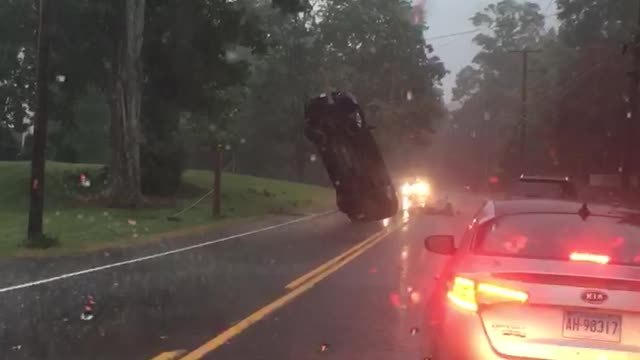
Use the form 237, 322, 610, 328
570, 252, 610, 264
477, 283, 529, 303
447, 276, 528, 312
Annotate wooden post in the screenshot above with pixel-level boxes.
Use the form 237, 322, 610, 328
213, 144, 222, 216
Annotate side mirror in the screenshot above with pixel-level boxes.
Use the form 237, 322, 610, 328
424, 235, 456, 255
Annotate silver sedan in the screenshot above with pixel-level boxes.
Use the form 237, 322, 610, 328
423, 199, 640, 360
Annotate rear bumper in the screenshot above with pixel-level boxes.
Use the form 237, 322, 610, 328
428, 303, 640, 360
428, 304, 507, 360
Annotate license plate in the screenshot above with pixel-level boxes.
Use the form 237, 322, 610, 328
563, 311, 622, 342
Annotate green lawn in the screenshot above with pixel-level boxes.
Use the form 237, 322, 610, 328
0, 161, 333, 257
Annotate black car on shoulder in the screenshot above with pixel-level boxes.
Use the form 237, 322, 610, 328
304, 91, 398, 221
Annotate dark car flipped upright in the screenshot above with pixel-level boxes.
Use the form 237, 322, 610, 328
304, 91, 398, 221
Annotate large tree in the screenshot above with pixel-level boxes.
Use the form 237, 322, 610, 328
450, 0, 546, 180
105, 0, 146, 207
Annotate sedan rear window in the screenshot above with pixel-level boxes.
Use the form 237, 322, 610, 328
509, 182, 576, 199
474, 213, 640, 266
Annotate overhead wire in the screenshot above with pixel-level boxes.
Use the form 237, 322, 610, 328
425, 11, 562, 42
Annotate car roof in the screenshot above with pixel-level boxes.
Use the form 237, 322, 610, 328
484, 199, 640, 220
518, 175, 572, 183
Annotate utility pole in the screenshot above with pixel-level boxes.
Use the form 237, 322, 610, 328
484, 101, 492, 186
510, 48, 542, 172
27, 0, 52, 243
622, 2, 640, 190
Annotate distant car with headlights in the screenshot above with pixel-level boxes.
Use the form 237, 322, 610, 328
400, 178, 432, 209
400, 177, 452, 215
422, 199, 640, 360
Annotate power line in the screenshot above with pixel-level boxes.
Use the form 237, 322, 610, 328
425, 12, 561, 42
426, 29, 481, 41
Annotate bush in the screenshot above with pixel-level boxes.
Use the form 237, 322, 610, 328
141, 137, 185, 196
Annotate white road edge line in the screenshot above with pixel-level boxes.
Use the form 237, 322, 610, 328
0, 210, 336, 294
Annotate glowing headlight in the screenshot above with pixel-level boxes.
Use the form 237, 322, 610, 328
401, 183, 412, 195
413, 181, 431, 196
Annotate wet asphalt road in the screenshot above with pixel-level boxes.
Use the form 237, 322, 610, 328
0, 192, 483, 360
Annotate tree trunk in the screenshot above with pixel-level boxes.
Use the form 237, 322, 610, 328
108, 0, 145, 208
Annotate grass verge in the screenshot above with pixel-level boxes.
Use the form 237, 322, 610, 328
0, 161, 333, 257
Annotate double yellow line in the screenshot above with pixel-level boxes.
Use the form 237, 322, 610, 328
167, 223, 399, 360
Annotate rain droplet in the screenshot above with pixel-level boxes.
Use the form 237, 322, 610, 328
410, 291, 422, 304
319, 343, 330, 352
55, 211, 61, 216
406, 91, 413, 101
88, 216, 95, 223
225, 49, 240, 63
127, 219, 137, 226
407, 286, 413, 293
76, 213, 84, 220
389, 292, 402, 308
369, 267, 377, 274
160, 335, 168, 340
132, 233, 139, 238
410, 327, 420, 335
44, 218, 49, 224
11, 345, 22, 351
103, 211, 109, 216
144, 227, 149, 232
81, 296, 95, 320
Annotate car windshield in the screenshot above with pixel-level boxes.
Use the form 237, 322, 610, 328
3, 0, 637, 358
475, 213, 640, 266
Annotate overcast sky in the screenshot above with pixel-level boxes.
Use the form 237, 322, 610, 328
425, 0, 555, 102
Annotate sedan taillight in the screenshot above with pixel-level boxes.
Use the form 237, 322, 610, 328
447, 276, 528, 312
